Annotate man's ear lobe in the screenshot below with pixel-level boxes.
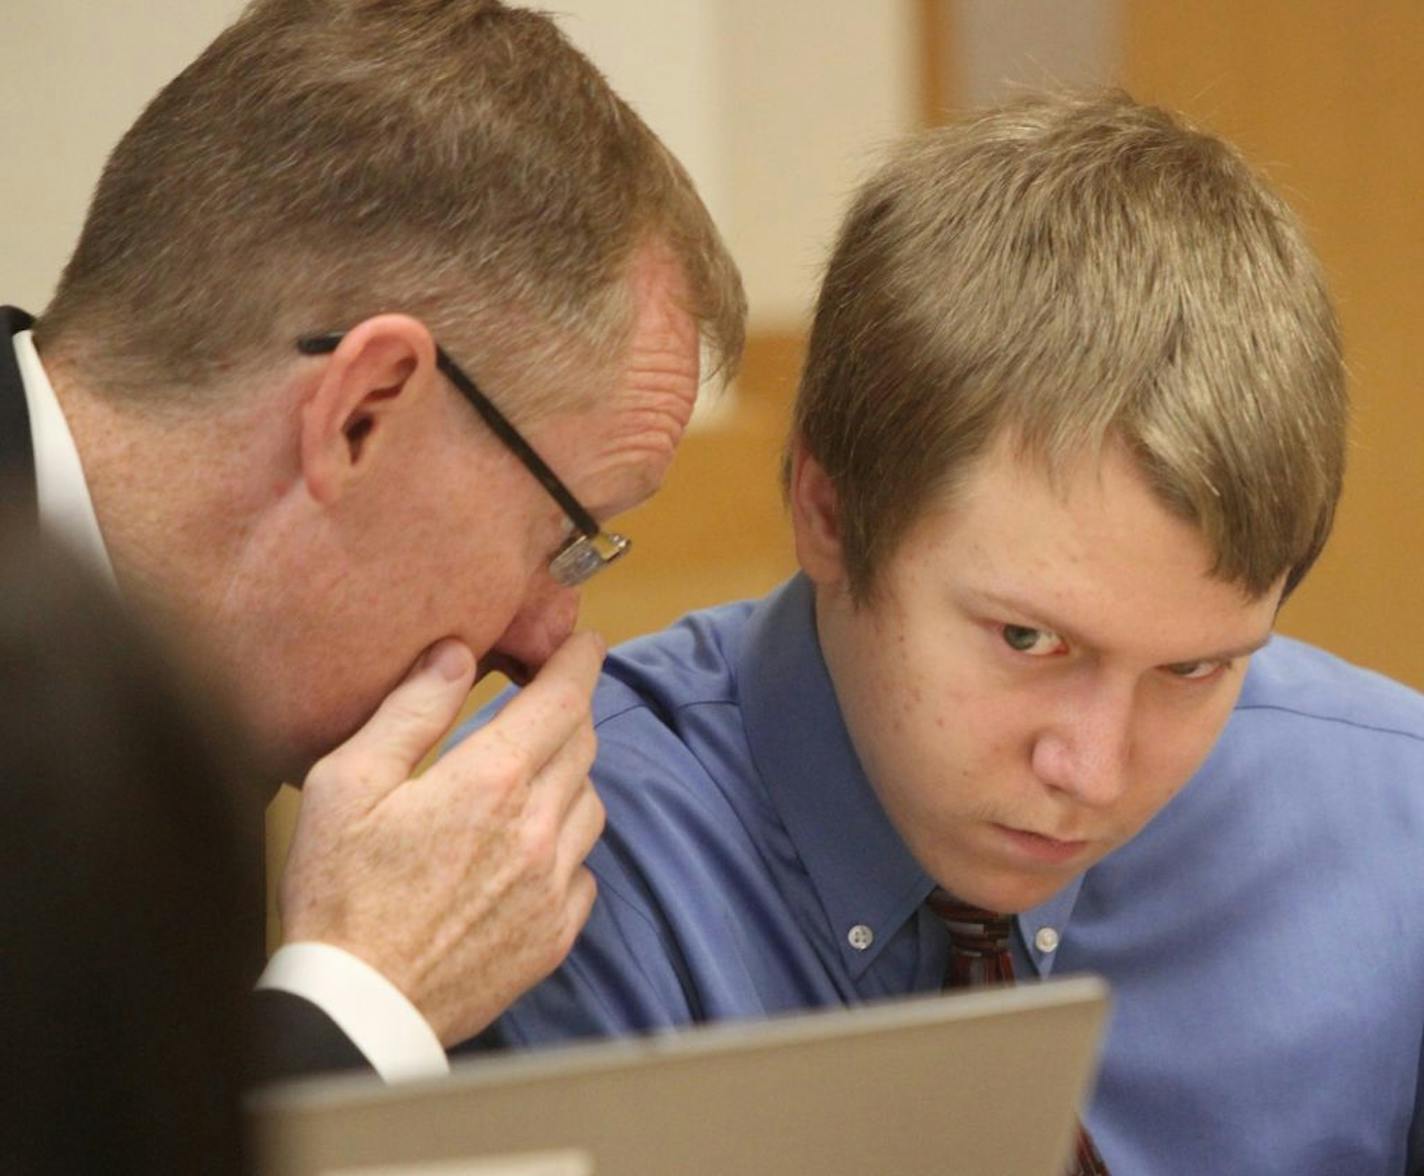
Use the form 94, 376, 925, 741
789, 439, 847, 586
298, 315, 436, 504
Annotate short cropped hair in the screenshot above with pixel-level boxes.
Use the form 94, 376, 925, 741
792, 90, 1345, 601
38, 0, 744, 416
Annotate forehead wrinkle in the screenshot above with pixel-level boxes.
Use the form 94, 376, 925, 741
540, 396, 689, 523
610, 403, 687, 467
619, 352, 700, 435
585, 262, 703, 490
591, 378, 695, 463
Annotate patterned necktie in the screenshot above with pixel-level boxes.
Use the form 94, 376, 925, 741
927, 889, 1110, 1176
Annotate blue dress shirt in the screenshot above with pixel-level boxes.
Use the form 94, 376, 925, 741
456, 575, 1424, 1174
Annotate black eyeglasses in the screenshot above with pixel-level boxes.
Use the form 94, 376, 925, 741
297, 332, 630, 588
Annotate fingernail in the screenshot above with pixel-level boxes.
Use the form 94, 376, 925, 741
423, 640, 473, 681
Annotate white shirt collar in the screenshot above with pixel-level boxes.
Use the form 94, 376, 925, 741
14, 329, 117, 588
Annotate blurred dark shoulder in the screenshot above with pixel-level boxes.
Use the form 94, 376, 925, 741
0, 510, 262, 1175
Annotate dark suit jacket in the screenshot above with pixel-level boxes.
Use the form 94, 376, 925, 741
1, 305, 372, 1084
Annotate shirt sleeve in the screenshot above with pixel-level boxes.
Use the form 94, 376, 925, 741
491, 860, 701, 1049
257, 943, 449, 1082
448, 686, 759, 1054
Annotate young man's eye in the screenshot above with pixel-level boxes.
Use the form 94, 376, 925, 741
1163, 659, 1226, 681
1001, 625, 1067, 657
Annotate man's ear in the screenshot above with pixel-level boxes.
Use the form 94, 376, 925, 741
298, 314, 438, 504
788, 437, 848, 587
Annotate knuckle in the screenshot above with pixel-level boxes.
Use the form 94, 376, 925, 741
587, 790, 607, 841
558, 871, 598, 949
517, 813, 559, 870
570, 782, 605, 842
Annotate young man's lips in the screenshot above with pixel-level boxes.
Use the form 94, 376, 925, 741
991, 824, 1090, 865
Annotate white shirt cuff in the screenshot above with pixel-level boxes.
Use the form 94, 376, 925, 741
257, 943, 450, 1083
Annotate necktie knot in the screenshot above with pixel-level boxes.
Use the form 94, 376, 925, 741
926, 890, 1014, 956
926, 888, 1017, 986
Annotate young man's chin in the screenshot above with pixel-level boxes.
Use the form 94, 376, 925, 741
937, 859, 1083, 916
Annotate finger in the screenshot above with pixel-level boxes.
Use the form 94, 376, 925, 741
311, 638, 475, 796
468, 630, 605, 772
491, 715, 592, 859
547, 721, 598, 819
556, 866, 599, 960
551, 779, 605, 890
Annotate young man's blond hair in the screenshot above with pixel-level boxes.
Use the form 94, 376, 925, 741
791, 90, 1344, 602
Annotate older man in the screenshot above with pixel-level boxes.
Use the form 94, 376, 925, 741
1, 0, 743, 1084
469, 92, 1424, 1174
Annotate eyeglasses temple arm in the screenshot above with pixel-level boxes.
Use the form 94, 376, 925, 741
298, 332, 600, 537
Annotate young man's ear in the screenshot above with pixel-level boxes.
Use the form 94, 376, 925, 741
788, 437, 848, 588
298, 314, 438, 504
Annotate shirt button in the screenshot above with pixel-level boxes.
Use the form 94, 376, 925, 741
847, 924, 875, 951
1034, 926, 1060, 953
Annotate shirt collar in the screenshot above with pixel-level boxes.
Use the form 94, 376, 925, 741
737, 574, 938, 978
736, 573, 1086, 980
13, 330, 116, 588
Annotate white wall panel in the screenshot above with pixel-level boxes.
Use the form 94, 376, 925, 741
721, 0, 918, 328
0, 2, 245, 310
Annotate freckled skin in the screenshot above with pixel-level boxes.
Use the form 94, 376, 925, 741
806, 436, 1283, 915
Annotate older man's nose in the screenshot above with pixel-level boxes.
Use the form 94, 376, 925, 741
489, 583, 582, 681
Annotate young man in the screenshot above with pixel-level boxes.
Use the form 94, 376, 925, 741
466, 92, 1424, 1173
1, 0, 743, 1084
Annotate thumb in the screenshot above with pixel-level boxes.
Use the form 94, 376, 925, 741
308, 639, 476, 799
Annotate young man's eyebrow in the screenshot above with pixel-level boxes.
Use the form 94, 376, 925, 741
961, 587, 1094, 647
962, 587, 1273, 664
1188, 634, 1273, 664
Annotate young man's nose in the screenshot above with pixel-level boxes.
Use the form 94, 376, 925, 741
1030, 683, 1135, 808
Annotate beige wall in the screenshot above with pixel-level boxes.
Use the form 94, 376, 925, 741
952, 0, 1119, 108
721, 1, 918, 329
0, 2, 246, 309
